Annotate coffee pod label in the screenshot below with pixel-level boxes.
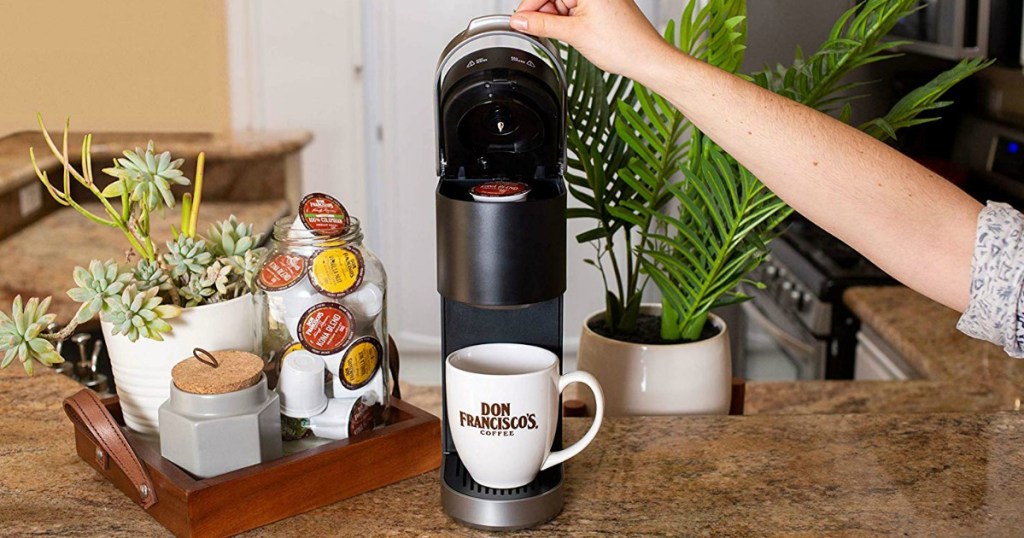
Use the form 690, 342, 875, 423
299, 193, 350, 235
470, 181, 530, 198
348, 394, 377, 437
309, 247, 365, 298
298, 303, 355, 355
306, 393, 379, 440
257, 252, 308, 292
339, 336, 382, 390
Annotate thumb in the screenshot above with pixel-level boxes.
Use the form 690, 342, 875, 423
510, 11, 575, 42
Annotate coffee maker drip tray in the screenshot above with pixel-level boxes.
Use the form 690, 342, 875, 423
442, 453, 564, 530
443, 453, 562, 499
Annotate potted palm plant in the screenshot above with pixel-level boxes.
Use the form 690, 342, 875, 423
0, 116, 267, 434
567, 0, 989, 415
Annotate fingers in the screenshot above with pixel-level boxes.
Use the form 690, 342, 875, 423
510, 10, 576, 41
516, 0, 552, 12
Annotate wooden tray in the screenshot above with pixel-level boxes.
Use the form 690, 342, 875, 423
68, 395, 440, 538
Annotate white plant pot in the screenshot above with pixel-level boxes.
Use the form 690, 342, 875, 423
102, 294, 257, 435
577, 304, 731, 416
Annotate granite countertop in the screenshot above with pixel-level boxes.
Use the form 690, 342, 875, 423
0, 200, 289, 323
0, 130, 311, 198
842, 286, 1024, 414
4, 368, 1024, 536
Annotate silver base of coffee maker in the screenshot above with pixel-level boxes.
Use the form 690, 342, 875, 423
441, 476, 564, 531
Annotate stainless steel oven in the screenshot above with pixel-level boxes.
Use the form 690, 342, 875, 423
740, 293, 828, 381
732, 222, 893, 381
889, 0, 1023, 65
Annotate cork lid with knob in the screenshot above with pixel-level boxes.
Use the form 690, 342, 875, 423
172, 348, 266, 395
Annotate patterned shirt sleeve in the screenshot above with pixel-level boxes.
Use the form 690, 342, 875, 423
956, 201, 1024, 358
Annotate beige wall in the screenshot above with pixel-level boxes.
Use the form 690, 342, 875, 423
0, 1, 230, 136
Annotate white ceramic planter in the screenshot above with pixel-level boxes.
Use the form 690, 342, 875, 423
102, 294, 257, 435
577, 304, 731, 416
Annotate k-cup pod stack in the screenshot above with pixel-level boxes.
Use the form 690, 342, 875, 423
254, 192, 389, 440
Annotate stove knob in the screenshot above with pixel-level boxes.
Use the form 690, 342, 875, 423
781, 281, 793, 292
789, 290, 804, 310
765, 265, 778, 279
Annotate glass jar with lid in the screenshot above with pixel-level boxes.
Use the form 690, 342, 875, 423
254, 212, 389, 437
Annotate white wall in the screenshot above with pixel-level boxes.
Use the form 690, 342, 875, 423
226, 0, 367, 218
362, 1, 678, 368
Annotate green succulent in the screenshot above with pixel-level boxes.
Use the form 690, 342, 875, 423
178, 274, 217, 308
240, 248, 267, 291
102, 141, 190, 211
67, 259, 133, 324
207, 215, 262, 258
203, 261, 234, 297
164, 235, 213, 278
133, 259, 171, 292
104, 286, 181, 342
0, 296, 63, 374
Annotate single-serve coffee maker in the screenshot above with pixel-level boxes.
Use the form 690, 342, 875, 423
435, 15, 568, 530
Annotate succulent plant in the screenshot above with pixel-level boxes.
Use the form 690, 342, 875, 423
2, 118, 268, 375
178, 275, 216, 308
0, 296, 63, 374
164, 235, 213, 278
207, 216, 262, 258
104, 286, 181, 342
204, 261, 234, 297
102, 141, 190, 211
66, 259, 133, 324
133, 259, 171, 292
240, 248, 267, 291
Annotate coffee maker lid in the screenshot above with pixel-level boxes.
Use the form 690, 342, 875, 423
434, 14, 566, 178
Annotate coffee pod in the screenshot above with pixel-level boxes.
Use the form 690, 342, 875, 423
256, 252, 309, 293
286, 216, 318, 258
307, 393, 379, 440
277, 350, 329, 418
469, 180, 530, 202
309, 247, 365, 298
277, 341, 331, 384
331, 368, 384, 400
260, 252, 315, 324
339, 282, 384, 319
299, 192, 350, 235
327, 336, 382, 390
297, 302, 355, 355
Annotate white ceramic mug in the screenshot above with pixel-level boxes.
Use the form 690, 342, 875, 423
445, 343, 605, 489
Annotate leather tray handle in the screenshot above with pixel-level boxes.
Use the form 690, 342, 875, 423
388, 335, 401, 400
63, 389, 157, 509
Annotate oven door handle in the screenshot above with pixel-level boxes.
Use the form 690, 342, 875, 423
741, 302, 817, 357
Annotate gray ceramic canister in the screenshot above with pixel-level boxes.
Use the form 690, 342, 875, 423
159, 375, 283, 478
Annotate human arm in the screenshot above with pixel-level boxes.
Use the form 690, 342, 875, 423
512, 0, 982, 312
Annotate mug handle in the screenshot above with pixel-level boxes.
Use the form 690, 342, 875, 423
540, 370, 604, 470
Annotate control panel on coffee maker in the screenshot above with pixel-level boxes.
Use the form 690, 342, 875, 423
435, 15, 568, 530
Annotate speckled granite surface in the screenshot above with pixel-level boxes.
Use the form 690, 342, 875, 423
843, 286, 1024, 414
0, 200, 289, 323
4, 368, 1024, 537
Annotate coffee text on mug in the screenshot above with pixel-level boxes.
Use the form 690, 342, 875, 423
459, 402, 539, 437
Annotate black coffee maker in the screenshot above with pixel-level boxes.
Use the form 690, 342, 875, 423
435, 15, 568, 530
